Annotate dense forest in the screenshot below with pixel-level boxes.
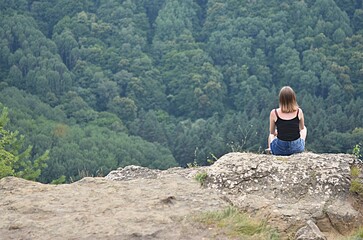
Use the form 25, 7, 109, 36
0, 0, 362, 183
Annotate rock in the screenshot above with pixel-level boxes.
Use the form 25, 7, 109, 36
325, 199, 362, 235
105, 165, 161, 181
295, 220, 327, 240
315, 215, 335, 233
204, 152, 362, 238
1, 152, 361, 240
0, 174, 229, 240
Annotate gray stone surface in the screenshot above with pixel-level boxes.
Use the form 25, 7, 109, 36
203, 152, 362, 238
295, 220, 327, 240
326, 199, 361, 235
2, 152, 361, 240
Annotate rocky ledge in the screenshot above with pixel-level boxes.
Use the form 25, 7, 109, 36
203, 152, 363, 239
0, 152, 362, 240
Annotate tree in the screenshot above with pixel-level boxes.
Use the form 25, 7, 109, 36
30, 0, 91, 36
333, 28, 346, 43
1, 0, 363, 171
0, 107, 49, 181
153, 0, 199, 42
53, 30, 79, 69
62, 93, 98, 124
333, 0, 356, 17
107, 96, 137, 122
152, 0, 200, 61
352, 9, 363, 32
0, 14, 73, 101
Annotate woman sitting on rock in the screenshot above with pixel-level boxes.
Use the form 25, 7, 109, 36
267, 86, 307, 155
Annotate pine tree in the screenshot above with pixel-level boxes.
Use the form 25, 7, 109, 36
0, 107, 49, 181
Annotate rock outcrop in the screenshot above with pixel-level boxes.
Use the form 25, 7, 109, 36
204, 152, 363, 239
0, 152, 362, 240
0, 172, 228, 240
294, 220, 327, 240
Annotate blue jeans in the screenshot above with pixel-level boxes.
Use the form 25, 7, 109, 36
270, 138, 305, 156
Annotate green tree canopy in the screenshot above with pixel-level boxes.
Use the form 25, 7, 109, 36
0, 107, 49, 180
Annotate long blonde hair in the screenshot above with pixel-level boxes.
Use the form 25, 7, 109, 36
279, 86, 299, 113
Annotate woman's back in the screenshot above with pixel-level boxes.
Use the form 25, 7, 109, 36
267, 86, 307, 156
275, 108, 299, 120
275, 108, 300, 141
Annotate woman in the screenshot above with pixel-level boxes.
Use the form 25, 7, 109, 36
267, 86, 307, 155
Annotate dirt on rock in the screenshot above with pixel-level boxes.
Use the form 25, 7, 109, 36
0, 173, 229, 240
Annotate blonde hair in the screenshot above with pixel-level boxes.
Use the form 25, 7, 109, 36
279, 86, 299, 113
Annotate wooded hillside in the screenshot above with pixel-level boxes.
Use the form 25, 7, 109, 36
0, 0, 362, 182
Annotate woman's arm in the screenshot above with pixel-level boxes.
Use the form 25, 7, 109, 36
267, 109, 277, 150
270, 109, 277, 134
299, 108, 305, 131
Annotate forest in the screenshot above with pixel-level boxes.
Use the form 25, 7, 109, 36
0, 0, 362, 183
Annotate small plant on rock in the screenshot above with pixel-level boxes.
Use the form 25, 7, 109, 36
354, 227, 363, 239
350, 178, 363, 196
195, 171, 208, 185
187, 147, 200, 168
207, 153, 218, 165
353, 144, 362, 162
350, 144, 363, 197
187, 160, 199, 168
350, 166, 363, 196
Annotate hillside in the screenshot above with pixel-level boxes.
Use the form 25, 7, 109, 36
0, 0, 363, 182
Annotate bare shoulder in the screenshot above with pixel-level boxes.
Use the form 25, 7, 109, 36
298, 108, 304, 118
270, 109, 277, 121
270, 109, 276, 117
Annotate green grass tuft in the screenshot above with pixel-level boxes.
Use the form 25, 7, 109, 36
195, 206, 279, 239
350, 179, 363, 196
350, 166, 363, 196
351, 166, 360, 178
194, 171, 208, 185
355, 227, 363, 238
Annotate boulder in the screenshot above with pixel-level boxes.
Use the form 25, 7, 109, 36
325, 199, 361, 235
295, 220, 327, 240
204, 152, 362, 239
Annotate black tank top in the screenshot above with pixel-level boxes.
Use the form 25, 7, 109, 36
275, 109, 300, 141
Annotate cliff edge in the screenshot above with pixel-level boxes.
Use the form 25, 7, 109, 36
0, 152, 362, 240
204, 152, 363, 239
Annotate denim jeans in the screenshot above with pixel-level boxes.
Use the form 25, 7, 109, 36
270, 138, 305, 156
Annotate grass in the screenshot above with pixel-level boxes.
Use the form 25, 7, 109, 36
350, 166, 363, 196
350, 179, 363, 196
336, 227, 363, 240
347, 166, 363, 240
351, 166, 360, 178
194, 206, 279, 240
194, 171, 208, 185
354, 227, 363, 239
